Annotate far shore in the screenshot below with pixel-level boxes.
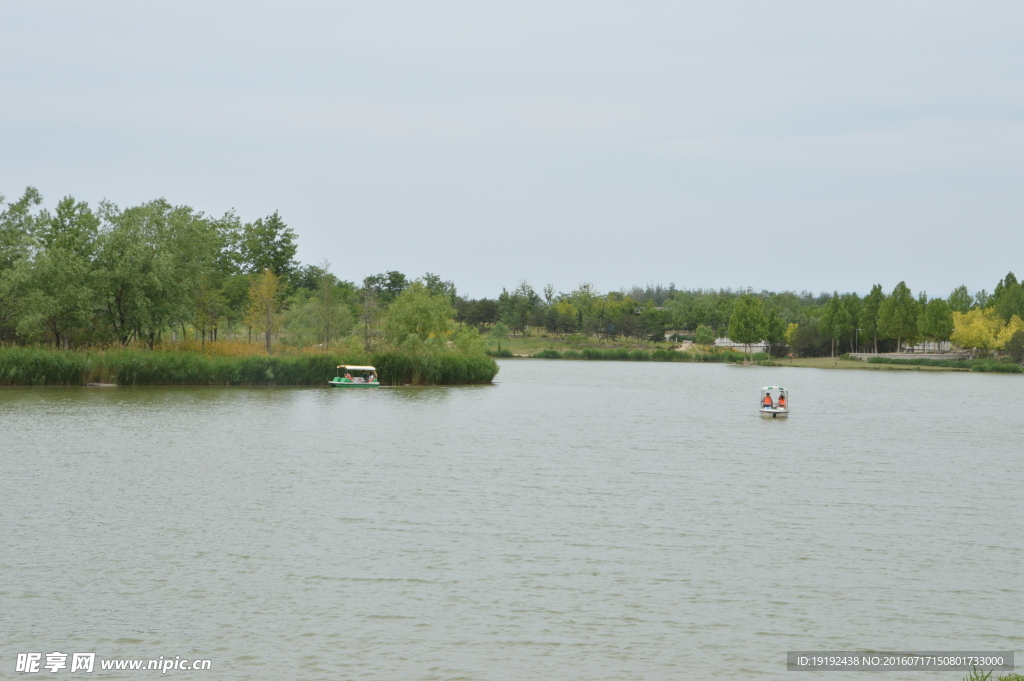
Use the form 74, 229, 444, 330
773, 357, 970, 371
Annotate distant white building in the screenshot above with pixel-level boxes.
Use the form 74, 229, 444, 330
713, 338, 768, 351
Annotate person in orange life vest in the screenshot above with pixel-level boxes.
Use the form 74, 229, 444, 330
762, 393, 773, 409
777, 393, 786, 409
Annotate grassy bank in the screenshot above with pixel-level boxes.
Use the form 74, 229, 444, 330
865, 356, 1023, 372
487, 334, 679, 357
498, 346, 1023, 373
493, 346, 760, 363
771, 356, 1023, 372
779, 357, 969, 371
0, 347, 498, 386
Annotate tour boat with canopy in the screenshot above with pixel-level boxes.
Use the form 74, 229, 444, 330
329, 365, 379, 387
760, 386, 789, 417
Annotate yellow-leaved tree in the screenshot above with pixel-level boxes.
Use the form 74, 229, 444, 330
243, 269, 283, 353
997, 314, 1024, 349
950, 308, 1004, 354
784, 323, 799, 349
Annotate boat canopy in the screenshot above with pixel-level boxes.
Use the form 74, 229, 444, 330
761, 386, 786, 392
337, 365, 376, 371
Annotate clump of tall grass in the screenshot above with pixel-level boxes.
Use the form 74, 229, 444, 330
0, 346, 498, 386
963, 669, 1024, 681
371, 351, 498, 385
0, 346, 93, 386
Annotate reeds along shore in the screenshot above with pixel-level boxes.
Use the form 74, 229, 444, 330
0, 347, 499, 386
508, 347, 762, 363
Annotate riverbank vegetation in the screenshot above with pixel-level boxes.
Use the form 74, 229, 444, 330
0, 344, 498, 386
2, 185, 1023, 375
0, 187, 497, 385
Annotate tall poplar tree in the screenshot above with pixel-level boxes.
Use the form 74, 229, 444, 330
818, 292, 852, 357
763, 308, 787, 358
859, 284, 884, 353
727, 295, 767, 362
878, 281, 918, 352
948, 285, 973, 313
919, 298, 953, 352
992, 272, 1024, 322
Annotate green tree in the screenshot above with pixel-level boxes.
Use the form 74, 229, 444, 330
91, 199, 227, 347
0, 187, 42, 271
919, 297, 953, 352
421, 272, 457, 303
312, 261, 353, 345
364, 271, 409, 306
236, 211, 298, 281
21, 248, 95, 347
358, 285, 379, 352
859, 284, 884, 353
948, 285, 973, 313
763, 308, 787, 357
1004, 329, 1024, 363
992, 272, 1024, 322
818, 292, 852, 357
841, 293, 862, 353
192, 278, 227, 347
727, 295, 767, 361
546, 300, 578, 336
640, 303, 666, 341
16, 196, 100, 347
0, 188, 44, 342
879, 281, 918, 352
498, 282, 539, 335
694, 324, 715, 346
382, 281, 456, 351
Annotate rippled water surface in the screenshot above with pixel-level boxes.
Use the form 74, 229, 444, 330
2, 360, 1022, 679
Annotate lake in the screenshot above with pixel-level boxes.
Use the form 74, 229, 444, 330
2, 360, 1021, 679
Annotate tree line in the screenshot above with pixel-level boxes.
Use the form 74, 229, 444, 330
4, 186, 1023, 359
0, 187, 468, 354
457, 278, 1024, 359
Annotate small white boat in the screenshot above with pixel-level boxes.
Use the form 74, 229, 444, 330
329, 365, 380, 387
759, 386, 789, 418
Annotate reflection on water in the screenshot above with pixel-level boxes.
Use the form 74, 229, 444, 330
2, 360, 1022, 680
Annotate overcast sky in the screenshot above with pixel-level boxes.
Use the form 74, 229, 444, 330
2, 1, 1022, 298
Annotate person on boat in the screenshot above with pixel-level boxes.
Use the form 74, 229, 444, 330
344, 372, 353, 381
368, 372, 377, 383
777, 393, 786, 409
762, 393, 773, 410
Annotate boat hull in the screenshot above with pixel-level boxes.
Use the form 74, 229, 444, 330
329, 380, 379, 388
759, 408, 789, 418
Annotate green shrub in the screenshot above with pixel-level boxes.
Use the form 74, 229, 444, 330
971, 361, 1023, 373
533, 349, 562, 359
628, 349, 650, 361
867, 356, 972, 368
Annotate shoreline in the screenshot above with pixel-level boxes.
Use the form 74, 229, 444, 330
495, 353, 1020, 373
